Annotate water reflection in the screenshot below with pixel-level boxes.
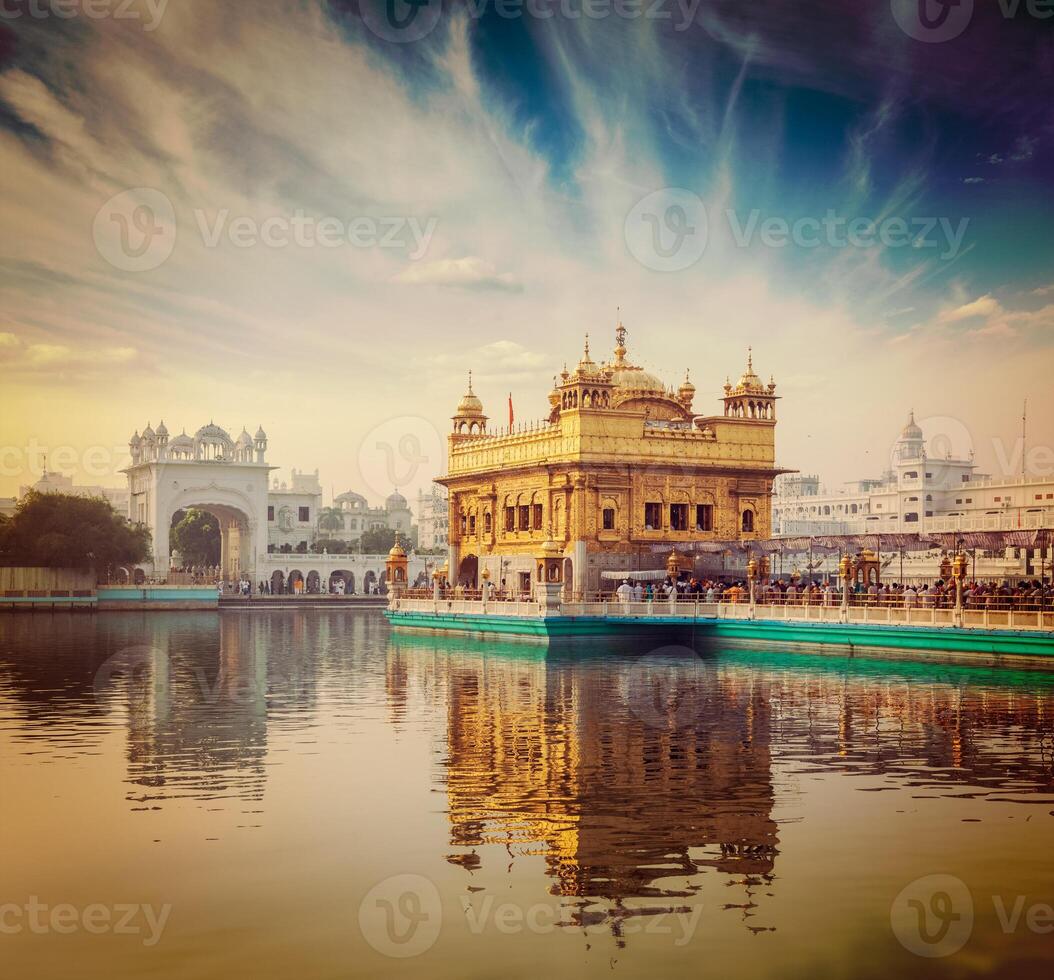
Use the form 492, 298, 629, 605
386, 632, 1054, 939
1, 611, 1053, 967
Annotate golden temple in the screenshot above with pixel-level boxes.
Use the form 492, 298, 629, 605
438, 322, 786, 594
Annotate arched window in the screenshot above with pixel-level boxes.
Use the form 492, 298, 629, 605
742, 510, 755, 532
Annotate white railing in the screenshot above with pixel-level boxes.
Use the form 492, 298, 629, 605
389, 596, 1054, 632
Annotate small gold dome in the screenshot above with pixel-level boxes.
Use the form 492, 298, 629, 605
734, 348, 765, 393
388, 542, 407, 559
455, 372, 485, 416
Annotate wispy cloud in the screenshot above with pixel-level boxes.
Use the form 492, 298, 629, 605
395, 257, 523, 292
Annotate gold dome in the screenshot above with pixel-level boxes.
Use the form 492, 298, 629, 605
455, 372, 484, 416
604, 321, 667, 393
608, 365, 666, 392
733, 348, 765, 393
388, 542, 407, 559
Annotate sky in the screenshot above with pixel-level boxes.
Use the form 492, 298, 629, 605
0, 0, 1052, 504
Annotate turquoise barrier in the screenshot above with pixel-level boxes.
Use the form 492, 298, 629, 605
97, 587, 219, 608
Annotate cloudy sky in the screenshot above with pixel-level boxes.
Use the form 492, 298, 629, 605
0, 0, 1051, 502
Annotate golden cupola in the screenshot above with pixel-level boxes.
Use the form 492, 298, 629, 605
723, 348, 777, 421
452, 372, 488, 435
677, 370, 696, 411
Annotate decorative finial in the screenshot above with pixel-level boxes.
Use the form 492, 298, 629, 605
747, 346, 753, 372
584, 333, 590, 358
468, 370, 474, 394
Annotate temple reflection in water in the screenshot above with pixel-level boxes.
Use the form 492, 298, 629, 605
386, 633, 1054, 936
1, 610, 1052, 950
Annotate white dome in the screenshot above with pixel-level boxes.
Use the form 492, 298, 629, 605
386, 490, 408, 510
195, 422, 232, 442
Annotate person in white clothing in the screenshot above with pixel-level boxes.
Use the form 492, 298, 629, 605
616, 580, 634, 604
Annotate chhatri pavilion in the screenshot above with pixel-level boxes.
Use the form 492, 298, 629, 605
437, 322, 787, 595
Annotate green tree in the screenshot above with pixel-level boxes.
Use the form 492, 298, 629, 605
169, 509, 221, 566
359, 527, 399, 555
0, 491, 150, 578
319, 506, 346, 535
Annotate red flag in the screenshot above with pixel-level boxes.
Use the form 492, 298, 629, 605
508, 393, 514, 429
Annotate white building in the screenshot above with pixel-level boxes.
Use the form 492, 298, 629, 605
268, 469, 323, 552
19, 467, 130, 517
126, 421, 273, 580
123, 419, 419, 580
772, 412, 1054, 582
416, 484, 449, 551
774, 412, 1054, 537
330, 489, 413, 544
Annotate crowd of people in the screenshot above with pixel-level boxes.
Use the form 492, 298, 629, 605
600, 576, 1054, 610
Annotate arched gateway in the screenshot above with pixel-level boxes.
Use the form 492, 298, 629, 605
124, 421, 273, 581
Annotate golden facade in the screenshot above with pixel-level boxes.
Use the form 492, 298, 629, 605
438, 323, 785, 592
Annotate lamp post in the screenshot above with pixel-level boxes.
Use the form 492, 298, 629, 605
952, 548, 968, 628
839, 552, 852, 623
747, 553, 758, 614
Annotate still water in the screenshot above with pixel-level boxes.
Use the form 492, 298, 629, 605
1, 609, 1052, 979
